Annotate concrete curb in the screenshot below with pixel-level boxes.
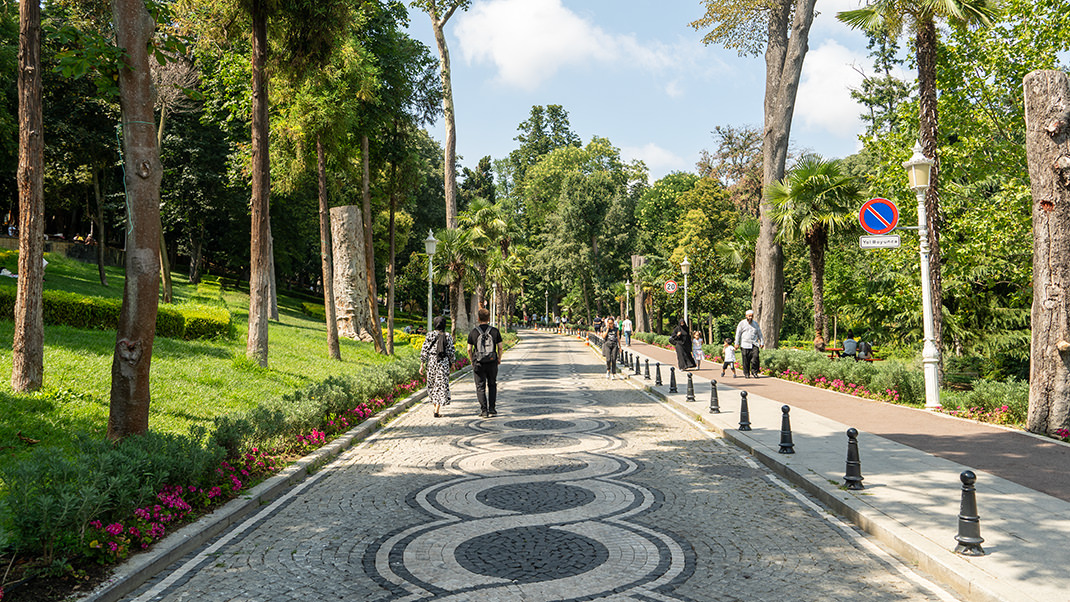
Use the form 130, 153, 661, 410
79, 366, 473, 602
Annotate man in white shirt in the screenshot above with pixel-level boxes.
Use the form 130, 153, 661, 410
621, 316, 633, 346
734, 309, 764, 378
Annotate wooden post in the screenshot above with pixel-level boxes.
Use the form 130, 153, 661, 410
1024, 70, 1070, 436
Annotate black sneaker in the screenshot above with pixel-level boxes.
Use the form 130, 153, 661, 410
489, 412, 497, 417
479, 412, 489, 418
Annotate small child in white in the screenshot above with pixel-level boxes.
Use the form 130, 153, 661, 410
721, 338, 737, 378
691, 330, 704, 369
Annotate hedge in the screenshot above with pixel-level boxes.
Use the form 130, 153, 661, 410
0, 288, 231, 340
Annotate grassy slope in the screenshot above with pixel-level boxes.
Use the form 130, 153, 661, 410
0, 253, 409, 466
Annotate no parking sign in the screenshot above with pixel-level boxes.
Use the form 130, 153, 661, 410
859, 198, 899, 235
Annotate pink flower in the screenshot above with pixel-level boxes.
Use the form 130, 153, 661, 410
106, 523, 124, 536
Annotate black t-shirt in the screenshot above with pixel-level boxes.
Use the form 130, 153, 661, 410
468, 324, 503, 359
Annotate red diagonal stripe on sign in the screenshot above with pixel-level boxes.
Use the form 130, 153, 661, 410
865, 206, 892, 228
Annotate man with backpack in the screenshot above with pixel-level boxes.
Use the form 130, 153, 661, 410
468, 307, 504, 418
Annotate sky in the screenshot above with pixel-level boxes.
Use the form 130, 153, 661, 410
405, 0, 884, 182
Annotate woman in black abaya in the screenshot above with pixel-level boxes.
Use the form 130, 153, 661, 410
670, 318, 697, 370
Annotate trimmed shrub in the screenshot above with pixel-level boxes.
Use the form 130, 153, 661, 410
156, 304, 186, 338
302, 302, 326, 321
760, 348, 925, 406
181, 303, 232, 339
941, 378, 1029, 424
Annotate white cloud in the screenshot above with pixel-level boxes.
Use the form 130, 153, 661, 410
794, 39, 867, 142
454, 0, 688, 91
621, 143, 687, 180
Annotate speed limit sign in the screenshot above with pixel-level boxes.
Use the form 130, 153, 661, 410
664, 280, 678, 294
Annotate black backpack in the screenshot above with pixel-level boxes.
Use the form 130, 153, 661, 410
473, 325, 498, 363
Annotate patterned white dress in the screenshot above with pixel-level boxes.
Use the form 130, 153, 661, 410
420, 331, 456, 406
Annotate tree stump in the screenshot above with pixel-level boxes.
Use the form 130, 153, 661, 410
1024, 70, 1070, 436
330, 205, 376, 342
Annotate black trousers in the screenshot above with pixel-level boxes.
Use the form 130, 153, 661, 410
741, 347, 760, 377
474, 361, 499, 414
604, 344, 619, 373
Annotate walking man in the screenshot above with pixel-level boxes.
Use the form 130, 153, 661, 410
468, 307, 504, 417
621, 314, 633, 347
734, 309, 764, 378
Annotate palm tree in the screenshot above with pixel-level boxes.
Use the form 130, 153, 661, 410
459, 198, 508, 315
838, 0, 999, 360
432, 227, 479, 339
715, 217, 760, 283
767, 156, 864, 343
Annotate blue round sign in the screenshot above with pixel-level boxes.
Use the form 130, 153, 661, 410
859, 198, 899, 235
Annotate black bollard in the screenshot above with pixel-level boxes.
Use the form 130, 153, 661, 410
644, 359, 650, 380
843, 428, 864, 490
634, 355, 641, 375
954, 471, 985, 556
655, 362, 663, 386
738, 391, 751, 431
778, 405, 795, 454
709, 380, 720, 413
686, 373, 696, 402
669, 367, 678, 392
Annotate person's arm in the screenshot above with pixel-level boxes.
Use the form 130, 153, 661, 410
734, 322, 742, 347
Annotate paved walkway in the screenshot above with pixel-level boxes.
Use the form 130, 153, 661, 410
592, 333, 1070, 602
111, 331, 954, 602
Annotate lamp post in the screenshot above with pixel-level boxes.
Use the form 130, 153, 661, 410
680, 257, 690, 326
625, 280, 631, 321
423, 229, 438, 333
903, 142, 940, 409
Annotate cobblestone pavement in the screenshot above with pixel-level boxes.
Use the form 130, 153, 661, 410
122, 332, 958, 602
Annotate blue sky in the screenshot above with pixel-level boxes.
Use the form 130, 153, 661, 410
406, 0, 879, 182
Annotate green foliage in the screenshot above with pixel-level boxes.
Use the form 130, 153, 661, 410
302, 302, 326, 321
761, 348, 925, 406
941, 378, 1029, 423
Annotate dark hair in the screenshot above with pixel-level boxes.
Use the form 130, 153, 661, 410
478, 307, 490, 322
678, 318, 688, 327
433, 315, 448, 331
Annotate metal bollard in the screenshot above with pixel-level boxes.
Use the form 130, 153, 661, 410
634, 355, 641, 375
669, 367, 678, 393
843, 428, 864, 490
954, 471, 985, 556
644, 359, 650, 380
778, 405, 795, 454
738, 391, 751, 431
709, 380, 720, 413
686, 373, 695, 402
655, 362, 663, 386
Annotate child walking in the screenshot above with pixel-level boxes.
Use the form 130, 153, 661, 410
691, 330, 705, 369
721, 338, 737, 378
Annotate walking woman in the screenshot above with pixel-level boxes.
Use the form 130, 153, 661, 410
670, 318, 697, 370
602, 316, 621, 379
420, 316, 455, 417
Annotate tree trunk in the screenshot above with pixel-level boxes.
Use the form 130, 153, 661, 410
92, 165, 108, 286
268, 229, 279, 321
331, 205, 379, 342
107, 0, 162, 440
917, 18, 944, 380
317, 136, 341, 360
431, 18, 458, 229
387, 165, 397, 356
189, 221, 204, 284
807, 231, 827, 341
1024, 69, 1070, 436
156, 105, 172, 303
753, 0, 818, 350
246, 0, 271, 367
12, 0, 44, 392
449, 281, 468, 340
361, 135, 385, 353
631, 255, 647, 332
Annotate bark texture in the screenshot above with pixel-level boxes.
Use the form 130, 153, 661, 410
317, 136, 341, 360
108, 0, 162, 440
753, 0, 817, 350
361, 135, 385, 353
12, 0, 44, 392
246, 0, 271, 367
1024, 70, 1070, 436
331, 205, 377, 342
632, 255, 647, 332
917, 17, 944, 376
430, 12, 458, 229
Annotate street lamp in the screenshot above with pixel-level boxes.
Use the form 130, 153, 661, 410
680, 257, 690, 326
423, 229, 438, 333
903, 141, 940, 409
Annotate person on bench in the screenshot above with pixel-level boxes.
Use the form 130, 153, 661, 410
840, 331, 857, 360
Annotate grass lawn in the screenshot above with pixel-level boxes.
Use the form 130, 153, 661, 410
0, 253, 414, 469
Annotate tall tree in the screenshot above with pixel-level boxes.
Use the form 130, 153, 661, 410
12, 0, 44, 392
245, 0, 271, 366
767, 156, 864, 343
108, 0, 164, 439
410, 0, 470, 229
692, 0, 820, 349
838, 0, 999, 371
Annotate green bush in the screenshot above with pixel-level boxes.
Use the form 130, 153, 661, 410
941, 378, 1029, 423
302, 302, 326, 321
156, 305, 186, 338
760, 348, 925, 405
181, 303, 232, 339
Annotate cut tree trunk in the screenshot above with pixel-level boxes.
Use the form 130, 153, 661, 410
331, 205, 378, 342
108, 0, 163, 440
1024, 69, 1070, 436
12, 0, 44, 392
246, 0, 271, 367
317, 136, 340, 360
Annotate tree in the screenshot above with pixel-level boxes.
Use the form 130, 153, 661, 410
1024, 70, 1070, 437
410, 0, 470, 229
838, 0, 999, 369
107, 0, 164, 439
767, 156, 864, 343
12, 0, 44, 392
696, 124, 763, 217
692, 0, 820, 349
432, 226, 478, 339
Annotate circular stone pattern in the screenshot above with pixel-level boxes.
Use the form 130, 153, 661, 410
477, 482, 595, 513
516, 397, 571, 405
512, 406, 575, 416
491, 454, 587, 475
504, 418, 575, 431
499, 434, 578, 448
455, 526, 608, 584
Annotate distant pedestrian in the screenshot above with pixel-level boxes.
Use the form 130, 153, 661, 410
468, 307, 503, 418
593, 315, 603, 333
721, 338, 736, 378
420, 316, 455, 418
691, 330, 705, 369
841, 330, 858, 360
602, 317, 621, 379
670, 319, 697, 370
621, 315, 633, 346
734, 309, 764, 378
